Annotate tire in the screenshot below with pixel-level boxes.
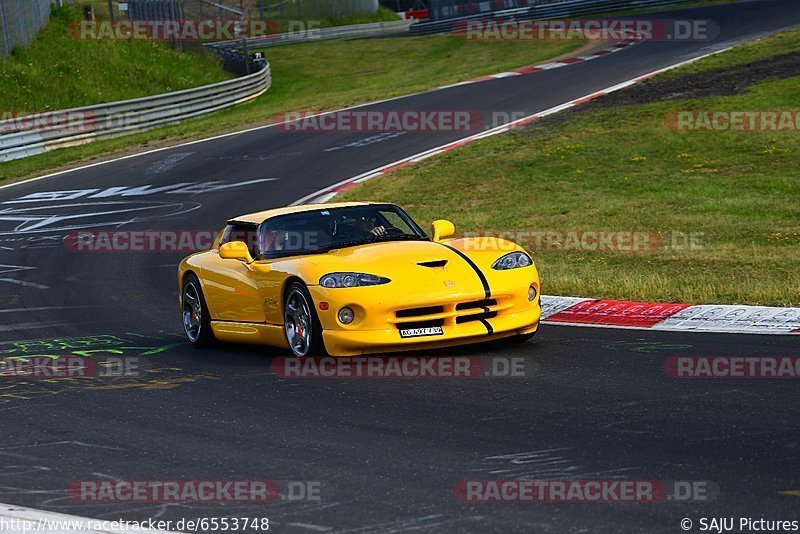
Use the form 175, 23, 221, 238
511, 329, 538, 343
512, 299, 541, 343
283, 282, 326, 357
181, 273, 215, 348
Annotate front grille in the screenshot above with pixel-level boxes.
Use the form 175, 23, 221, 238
396, 305, 444, 318
396, 319, 445, 330
393, 297, 503, 331
456, 299, 497, 311
456, 311, 497, 324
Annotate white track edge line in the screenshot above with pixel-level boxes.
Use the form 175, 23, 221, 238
0, 28, 665, 193
0, 40, 642, 194
292, 47, 732, 206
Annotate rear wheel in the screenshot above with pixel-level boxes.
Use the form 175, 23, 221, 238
182, 274, 215, 348
284, 282, 326, 357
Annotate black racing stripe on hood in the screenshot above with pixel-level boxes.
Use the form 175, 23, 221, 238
437, 242, 491, 299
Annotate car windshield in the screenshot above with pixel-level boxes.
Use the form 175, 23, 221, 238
256, 204, 428, 259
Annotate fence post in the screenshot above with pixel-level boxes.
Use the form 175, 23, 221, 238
0, 0, 10, 57
15, 0, 27, 50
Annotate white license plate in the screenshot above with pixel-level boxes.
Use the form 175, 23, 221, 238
399, 326, 444, 338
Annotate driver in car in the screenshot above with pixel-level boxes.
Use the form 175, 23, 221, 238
356, 215, 387, 237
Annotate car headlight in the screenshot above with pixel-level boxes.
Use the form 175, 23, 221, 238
491, 252, 532, 270
319, 272, 391, 288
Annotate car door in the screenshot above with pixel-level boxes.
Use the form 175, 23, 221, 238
201, 223, 266, 324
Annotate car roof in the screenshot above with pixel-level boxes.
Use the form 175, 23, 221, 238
227, 201, 384, 226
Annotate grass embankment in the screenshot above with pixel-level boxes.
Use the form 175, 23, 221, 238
323, 7, 402, 26
340, 30, 800, 306
259, 5, 401, 28
0, 6, 232, 111
0, 17, 584, 181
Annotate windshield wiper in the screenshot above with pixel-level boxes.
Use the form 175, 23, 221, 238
317, 235, 428, 252
317, 238, 373, 252
372, 234, 428, 241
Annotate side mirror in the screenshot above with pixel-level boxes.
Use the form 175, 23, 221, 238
219, 241, 253, 263
432, 219, 455, 242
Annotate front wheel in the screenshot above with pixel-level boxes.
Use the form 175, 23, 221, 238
511, 332, 536, 343
182, 274, 215, 348
284, 282, 326, 357
511, 330, 537, 343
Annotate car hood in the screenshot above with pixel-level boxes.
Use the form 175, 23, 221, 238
292, 240, 489, 294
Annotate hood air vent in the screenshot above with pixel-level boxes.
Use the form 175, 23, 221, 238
417, 260, 448, 268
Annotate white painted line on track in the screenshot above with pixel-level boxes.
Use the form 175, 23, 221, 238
292, 47, 732, 206
0, 41, 639, 195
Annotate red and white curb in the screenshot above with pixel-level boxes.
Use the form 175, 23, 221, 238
541, 296, 800, 335
438, 39, 641, 89
293, 47, 731, 206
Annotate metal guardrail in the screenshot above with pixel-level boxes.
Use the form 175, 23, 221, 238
0, 0, 686, 163
412, 0, 705, 34
0, 15, 407, 163
209, 19, 411, 50
0, 61, 270, 163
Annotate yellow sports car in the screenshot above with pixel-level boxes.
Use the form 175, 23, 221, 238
178, 202, 541, 357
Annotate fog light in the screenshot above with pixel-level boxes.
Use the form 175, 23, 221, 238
528, 285, 537, 302
338, 306, 355, 324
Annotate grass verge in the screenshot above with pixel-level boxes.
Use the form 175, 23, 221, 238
0, 28, 583, 181
339, 29, 800, 306
0, 6, 232, 111
661, 29, 800, 77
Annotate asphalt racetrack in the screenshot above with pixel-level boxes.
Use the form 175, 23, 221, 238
1, 1, 800, 532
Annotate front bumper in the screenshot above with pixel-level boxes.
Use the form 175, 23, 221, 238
322, 311, 540, 356
307, 263, 541, 356
311, 292, 540, 356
